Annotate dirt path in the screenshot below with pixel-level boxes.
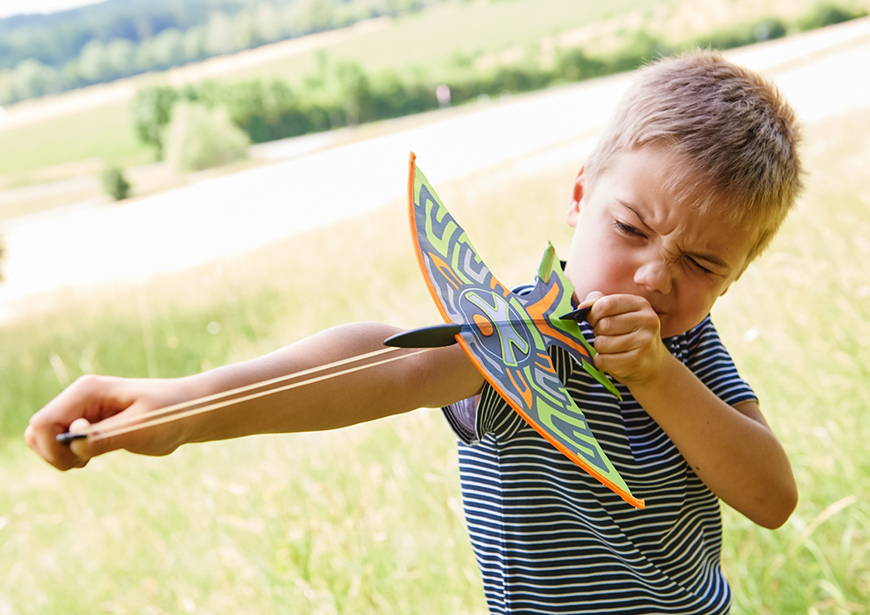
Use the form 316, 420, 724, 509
1, 18, 869, 320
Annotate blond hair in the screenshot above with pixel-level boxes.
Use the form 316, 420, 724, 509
586, 50, 803, 261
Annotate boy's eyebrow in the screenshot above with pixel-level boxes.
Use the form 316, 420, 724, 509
619, 201, 730, 270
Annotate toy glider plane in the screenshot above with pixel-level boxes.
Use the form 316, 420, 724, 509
386, 153, 644, 509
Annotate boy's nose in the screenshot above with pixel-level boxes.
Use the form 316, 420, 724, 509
634, 255, 673, 295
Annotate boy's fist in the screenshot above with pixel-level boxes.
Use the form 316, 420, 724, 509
25, 375, 192, 471
582, 292, 671, 388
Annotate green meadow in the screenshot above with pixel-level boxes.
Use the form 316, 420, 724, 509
0, 97, 151, 181
1, 93, 869, 612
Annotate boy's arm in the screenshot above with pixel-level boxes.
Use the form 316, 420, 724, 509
26, 322, 484, 471
586, 293, 798, 529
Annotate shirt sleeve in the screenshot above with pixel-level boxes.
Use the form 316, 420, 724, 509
682, 315, 757, 407
442, 344, 574, 445
441, 380, 515, 445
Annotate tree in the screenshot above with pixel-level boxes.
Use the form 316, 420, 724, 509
151, 28, 186, 70
205, 11, 237, 56
182, 26, 207, 62
0, 69, 15, 105
335, 61, 374, 125
104, 38, 135, 79
233, 11, 258, 50
131, 85, 180, 158
297, 0, 336, 33
78, 40, 110, 83
12, 59, 60, 100
254, 3, 284, 44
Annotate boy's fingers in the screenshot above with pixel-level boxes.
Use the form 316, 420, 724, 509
68, 418, 95, 460
68, 414, 146, 459
592, 312, 641, 337
24, 418, 88, 471
27, 375, 133, 469
579, 291, 604, 309
594, 332, 646, 355
592, 307, 660, 335
587, 294, 654, 324
579, 291, 604, 325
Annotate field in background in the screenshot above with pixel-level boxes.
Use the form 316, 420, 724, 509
0, 0, 650, 182
228, 0, 646, 81
1, 93, 869, 612
0, 0, 844, 191
0, 98, 149, 183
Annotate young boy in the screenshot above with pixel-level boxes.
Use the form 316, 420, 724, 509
26, 50, 801, 613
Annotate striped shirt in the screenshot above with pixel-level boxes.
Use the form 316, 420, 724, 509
443, 313, 755, 614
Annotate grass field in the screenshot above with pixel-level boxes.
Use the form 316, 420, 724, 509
1, 92, 869, 612
0, 97, 152, 181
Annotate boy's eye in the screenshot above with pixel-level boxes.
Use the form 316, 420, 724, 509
686, 257, 714, 275
614, 220, 643, 237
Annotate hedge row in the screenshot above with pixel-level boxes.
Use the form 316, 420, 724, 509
132, 4, 868, 156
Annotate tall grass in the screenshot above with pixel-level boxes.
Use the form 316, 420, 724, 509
0, 158, 576, 614
1, 104, 869, 612
712, 110, 870, 613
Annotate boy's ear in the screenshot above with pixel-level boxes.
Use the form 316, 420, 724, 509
566, 166, 586, 227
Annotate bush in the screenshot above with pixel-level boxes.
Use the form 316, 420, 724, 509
796, 2, 868, 31
101, 165, 131, 200
694, 17, 787, 49
164, 101, 250, 173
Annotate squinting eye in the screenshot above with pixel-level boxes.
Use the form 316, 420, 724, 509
687, 258, 714, 275
614, 220, 643, 237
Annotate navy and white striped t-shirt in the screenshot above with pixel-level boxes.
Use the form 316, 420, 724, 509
443, 313, 756, 614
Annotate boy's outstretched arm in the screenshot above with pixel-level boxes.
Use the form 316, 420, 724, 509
25, 322, 484, 471
586, 293, 798, 529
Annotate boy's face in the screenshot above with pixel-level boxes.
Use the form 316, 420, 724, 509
564, 144, 754, 338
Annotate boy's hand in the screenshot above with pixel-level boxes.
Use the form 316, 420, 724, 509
582, 291, 672, 388
25, 375, 193, 471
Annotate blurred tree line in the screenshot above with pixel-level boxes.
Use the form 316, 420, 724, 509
2, 0, 866, 106
130, 2, 869, 165
0, 0, 443, 105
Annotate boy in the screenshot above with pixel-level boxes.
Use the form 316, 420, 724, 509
26, 50, 801, 613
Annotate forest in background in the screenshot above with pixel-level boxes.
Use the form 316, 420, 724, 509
0, 0, 444, 105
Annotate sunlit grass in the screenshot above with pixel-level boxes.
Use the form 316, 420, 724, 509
1, 102, 869, 612
0, 155, 578, 613
0, 412, 482, 614
712, 109, 870, 613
